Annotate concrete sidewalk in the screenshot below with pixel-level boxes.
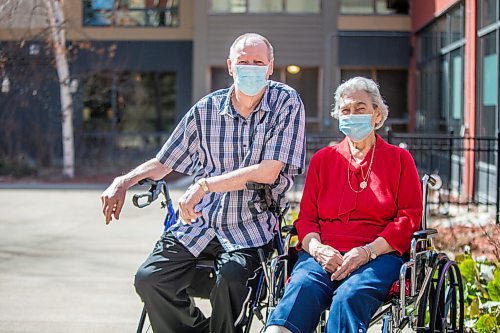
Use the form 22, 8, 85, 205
0, 187, 265, 333
0, 187, 183, 333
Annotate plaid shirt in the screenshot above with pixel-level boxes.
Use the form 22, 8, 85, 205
156, 80, 306, 257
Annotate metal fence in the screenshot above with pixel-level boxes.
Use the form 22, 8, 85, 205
76, 131, 171, 175
292, 131, 500, 224
74, 130, 500, 223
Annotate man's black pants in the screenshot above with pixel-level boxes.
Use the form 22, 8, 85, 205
134, 231, 273, 333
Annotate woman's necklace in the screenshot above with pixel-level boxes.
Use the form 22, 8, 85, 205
347, 142, 376, 193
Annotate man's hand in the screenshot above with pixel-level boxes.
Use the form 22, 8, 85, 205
310, 242, 344, 273
101, 177, 127, 225
178, 183, 205, 224
330, 246, 369, 281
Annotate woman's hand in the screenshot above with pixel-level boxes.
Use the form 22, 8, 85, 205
310, 242, 344, 273
330, 246, 369, 281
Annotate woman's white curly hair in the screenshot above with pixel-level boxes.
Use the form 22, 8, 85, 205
331, 77, 389, 130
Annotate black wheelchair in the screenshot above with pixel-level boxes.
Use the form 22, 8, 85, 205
369, 174, 465, 333
132, 179, 294, 333
133, 174, 465, 333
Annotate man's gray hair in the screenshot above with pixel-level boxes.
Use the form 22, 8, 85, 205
229, 33, 274, 62
331, 77, 389, 130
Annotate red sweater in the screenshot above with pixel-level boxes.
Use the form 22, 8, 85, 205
295, 135, 423, 255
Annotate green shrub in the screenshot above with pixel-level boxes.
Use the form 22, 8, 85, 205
457, 255, 500, 332
487, 268, 500, 302
475, 314, 497, 333
0, 158, 37, 178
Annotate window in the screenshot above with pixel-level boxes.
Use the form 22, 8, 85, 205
376, 70, 408, 123
211, 0, 246, 13
477, 32, 498, 139
449, 4, 464, 44
209, 0, 321, 14
82, 71, 176, 134
417, 26, 435, 61
285, 68, 318, 119
340, 69, 371, 80
440, 48, 464, 134
210, 66, 319, 121
416, 2, 465, 133
339, 0, 372, 14
341, 69, 408, 131
417, 58, 440, 132
248, 0, 282, 13
83, 0, 179, 27
475, 0, 500, 200
478, 0, 498, 29
441, 4, 465, 47
286, 0, 321, 13
421, 4, 464, 51
211, 67, 233, 92
339, 0, 409, 15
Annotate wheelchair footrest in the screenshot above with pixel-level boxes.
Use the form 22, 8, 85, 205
253, 306, 265, 324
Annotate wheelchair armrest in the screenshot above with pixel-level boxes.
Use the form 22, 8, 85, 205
246, 182, 279, 214
412, 229, 437, 240
281, 225, 296, 235
246, 182, 269, 191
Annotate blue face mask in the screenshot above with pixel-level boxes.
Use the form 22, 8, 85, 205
233, 65, 269, 96
339, 114, 374, 142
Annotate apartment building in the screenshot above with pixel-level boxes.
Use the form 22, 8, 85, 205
0, 0, 193, 172
0, 0, 412, 174
409, 0, 500, 201
193, 0, 411, 134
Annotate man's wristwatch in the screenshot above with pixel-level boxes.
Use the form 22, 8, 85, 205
197, 178, 210, 193
365, 244, 378, 260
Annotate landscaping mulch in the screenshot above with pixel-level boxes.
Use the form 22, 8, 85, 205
432, 223, 500, 261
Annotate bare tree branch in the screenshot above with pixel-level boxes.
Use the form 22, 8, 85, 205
1, 0, 76, 178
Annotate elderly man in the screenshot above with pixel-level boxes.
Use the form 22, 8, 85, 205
101, 33, 306, 333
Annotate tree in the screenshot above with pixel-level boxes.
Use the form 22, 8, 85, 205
45, 0, 74, 178
0, 0, 75, 178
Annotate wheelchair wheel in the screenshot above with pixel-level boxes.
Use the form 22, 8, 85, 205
272, 259, 288, 302
243, 258, 288, 333
416, 254, 464, 333
137, 305, 152, 333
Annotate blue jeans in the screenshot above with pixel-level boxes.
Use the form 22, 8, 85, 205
266, 251, 404, 333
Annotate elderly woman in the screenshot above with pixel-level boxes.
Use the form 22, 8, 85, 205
265, 77, 423, 333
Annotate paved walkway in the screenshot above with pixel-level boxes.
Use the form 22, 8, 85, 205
0, 185, 389, 333
0, 186, 253, 333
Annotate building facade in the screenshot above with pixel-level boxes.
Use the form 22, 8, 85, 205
0, 0, 414, 176
410, 0, 500, 202
0, 0, 194, 173
192, 0, 412, 134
